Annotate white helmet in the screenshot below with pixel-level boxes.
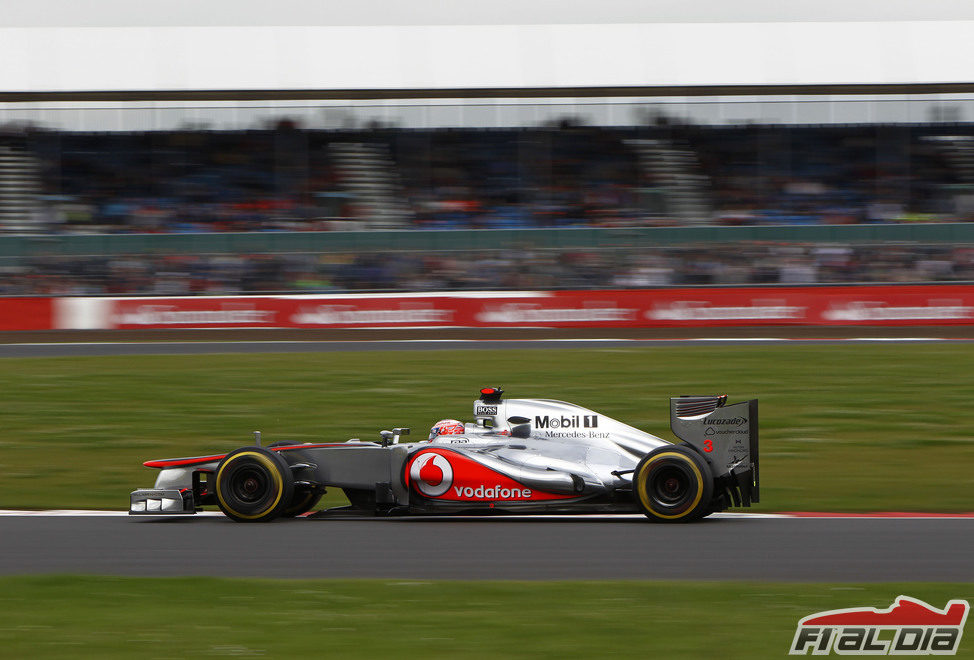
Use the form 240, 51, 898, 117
428, 419, 465, 441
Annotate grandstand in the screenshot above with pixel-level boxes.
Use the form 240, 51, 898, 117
3, 0, 974, 301
3, 122, 970, 236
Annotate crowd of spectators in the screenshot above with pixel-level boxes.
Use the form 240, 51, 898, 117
3, 243, 972, 296
7, 122, 973, 235
25, 127, 338, 233
395, 125, 644, 228
684, 125, 957, 225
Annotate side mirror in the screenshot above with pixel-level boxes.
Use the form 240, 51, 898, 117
510, 424, 531, 439
508, 416, 531, 439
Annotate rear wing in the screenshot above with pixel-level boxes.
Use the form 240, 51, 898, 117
669, 396, 759, 504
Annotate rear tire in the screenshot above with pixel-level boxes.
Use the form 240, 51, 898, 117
633, 445, 714, 523
215, 447, 294, 522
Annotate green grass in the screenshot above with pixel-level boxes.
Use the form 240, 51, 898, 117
0, 577, 971, 659
1, 345, 973, 511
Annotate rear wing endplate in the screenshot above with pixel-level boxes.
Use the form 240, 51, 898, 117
669, 396, 759, 503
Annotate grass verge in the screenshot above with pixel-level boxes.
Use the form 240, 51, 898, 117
0, 577, 971, 659
1, 345, 972, 511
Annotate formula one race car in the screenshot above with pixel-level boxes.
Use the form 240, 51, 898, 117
130, 388, 758, 523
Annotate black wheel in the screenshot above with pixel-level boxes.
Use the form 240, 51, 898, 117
215, 447, 294, 522
267, 441, 322, 517
633, 445, 714, 523
280, 490, 323, 518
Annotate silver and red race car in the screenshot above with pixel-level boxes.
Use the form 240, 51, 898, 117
130, 388, 758, 523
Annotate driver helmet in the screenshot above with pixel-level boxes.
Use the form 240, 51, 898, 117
428, 419, 465, 441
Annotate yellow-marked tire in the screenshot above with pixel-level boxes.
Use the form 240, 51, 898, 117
634, 445, 714, 523
215, 447, 294, 522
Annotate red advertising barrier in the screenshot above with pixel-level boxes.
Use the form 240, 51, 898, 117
1, 286, 972, 331
0, 297, 54, 331
38, 285, 974, 330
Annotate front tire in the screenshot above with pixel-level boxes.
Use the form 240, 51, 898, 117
281, 490, 322, 518
215, 447, 294, 522
267, 441, 322, 517
633, 445, 714, 523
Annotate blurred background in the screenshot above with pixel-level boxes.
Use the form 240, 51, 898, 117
4, 101, 974, 296
3, 0, 974, 305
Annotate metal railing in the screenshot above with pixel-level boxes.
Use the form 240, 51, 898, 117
2, 223, 974, 258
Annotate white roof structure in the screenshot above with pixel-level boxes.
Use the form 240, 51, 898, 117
2, 0, 974, 95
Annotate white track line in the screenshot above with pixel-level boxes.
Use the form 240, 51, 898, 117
0, 509, 222, 517
1, 337, 959, 349
847, 337, 946, 342
4, 510, 971, 520
685, 337, 788, 342
0, 509, 781, 519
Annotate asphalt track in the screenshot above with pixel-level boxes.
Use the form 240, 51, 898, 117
1, 325, 972, 358
0, 513, 971, 581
